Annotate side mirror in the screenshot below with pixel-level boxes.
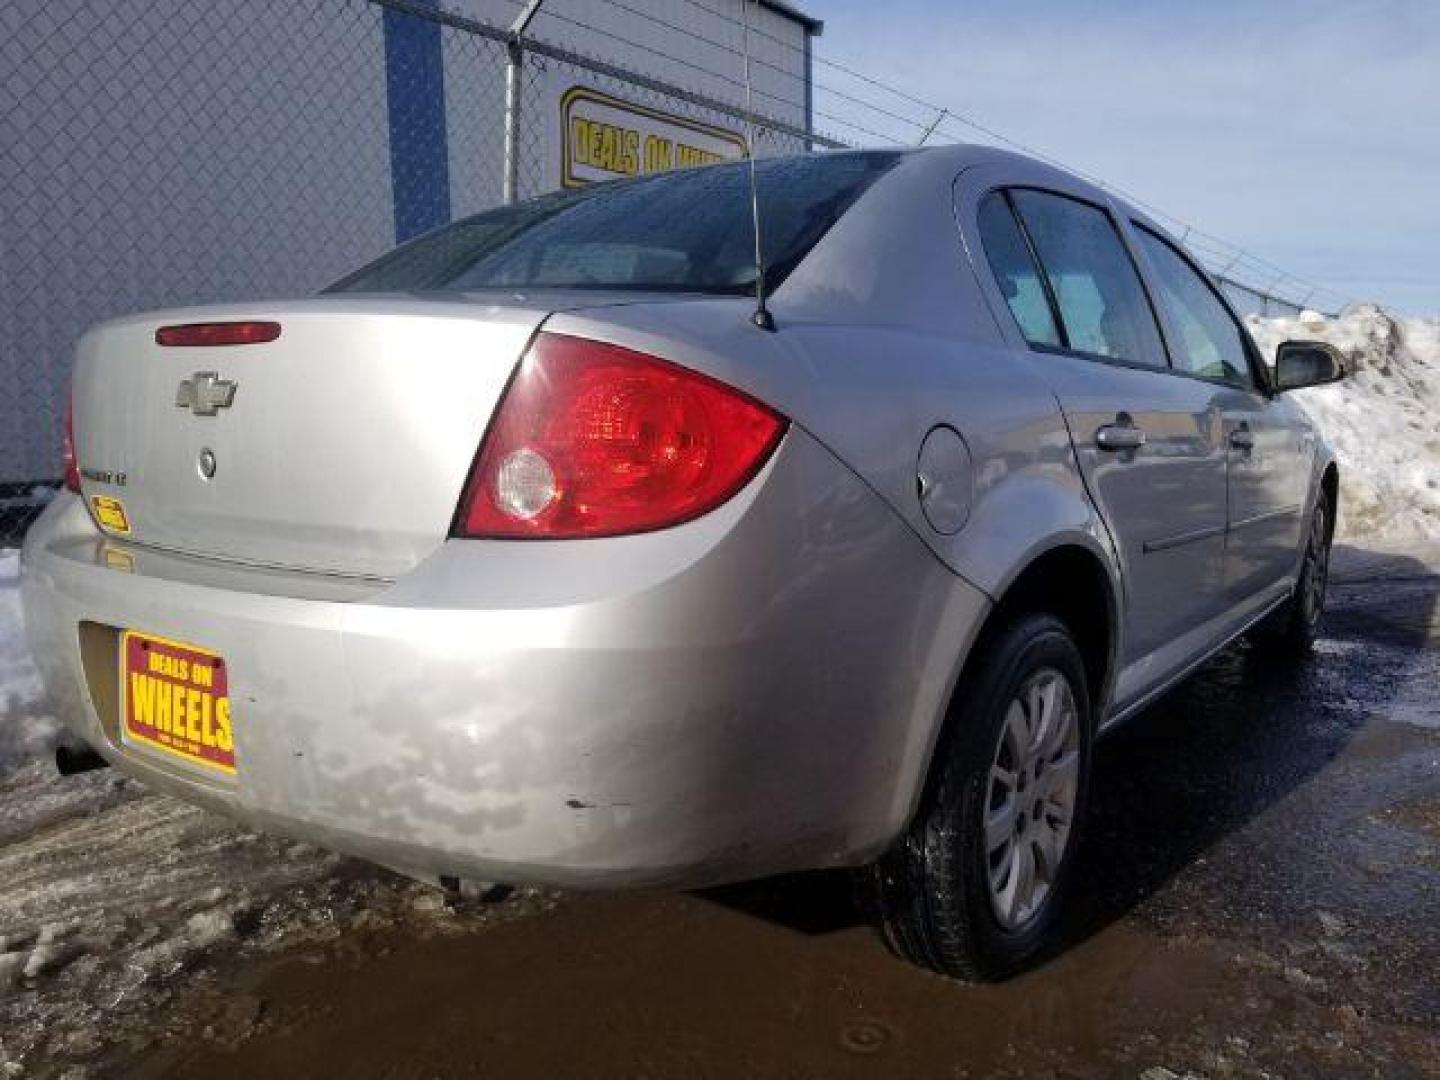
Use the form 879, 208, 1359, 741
1274, 341, 1345, 392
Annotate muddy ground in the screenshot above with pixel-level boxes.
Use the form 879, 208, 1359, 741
27, 544, 1440, 1077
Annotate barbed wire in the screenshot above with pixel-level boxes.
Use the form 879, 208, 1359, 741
591, 0, 937, 141
544, 0, 1350, 311
526, 4, 910, 146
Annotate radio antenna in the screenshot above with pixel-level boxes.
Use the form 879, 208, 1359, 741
739, 0, 775, 332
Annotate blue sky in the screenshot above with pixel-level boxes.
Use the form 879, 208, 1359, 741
812, 0, 1438, 314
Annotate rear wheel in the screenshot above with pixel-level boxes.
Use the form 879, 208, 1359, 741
863, 613, 1092, 981
1253, 492, 1333, 653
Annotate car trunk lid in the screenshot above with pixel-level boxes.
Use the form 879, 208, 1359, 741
71, 296, 558, 579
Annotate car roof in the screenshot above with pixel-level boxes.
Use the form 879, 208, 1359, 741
877, 143, 1159, 236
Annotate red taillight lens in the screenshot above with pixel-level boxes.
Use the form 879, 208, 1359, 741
155, 321, 281, 347
62, 385, 80, 493
457, 334, 786, 539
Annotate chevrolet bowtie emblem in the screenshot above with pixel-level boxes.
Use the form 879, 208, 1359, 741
175, 372, 237, 417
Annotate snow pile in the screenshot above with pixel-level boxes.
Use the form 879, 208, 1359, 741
1248, 305, 1440, 542
0, 552, 60, 774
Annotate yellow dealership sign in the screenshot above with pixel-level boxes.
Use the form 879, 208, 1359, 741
560, 86, 748, 189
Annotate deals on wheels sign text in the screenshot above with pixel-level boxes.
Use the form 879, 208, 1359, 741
557, 86, 748, 189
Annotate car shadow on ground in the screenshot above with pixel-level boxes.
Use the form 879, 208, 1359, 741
702, 545, 1440, 959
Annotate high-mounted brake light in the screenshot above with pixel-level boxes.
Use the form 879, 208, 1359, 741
456, 333, 787, 539
62, 384, 80, 493
155, 321, 281, 347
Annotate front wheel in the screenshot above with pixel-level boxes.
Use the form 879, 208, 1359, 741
862, 613, 1092, 981
1253, 492, 1333, 653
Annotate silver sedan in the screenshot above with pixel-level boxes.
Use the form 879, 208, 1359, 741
21, 146, 1344, 979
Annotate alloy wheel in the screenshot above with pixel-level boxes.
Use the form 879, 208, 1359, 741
983, 667, 1080, 930
1301, 502, 1330, 626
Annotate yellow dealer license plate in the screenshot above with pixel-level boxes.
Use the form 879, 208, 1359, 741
120, 631, 235, 775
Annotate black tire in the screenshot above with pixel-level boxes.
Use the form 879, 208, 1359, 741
862, 613, 1093, 981
1252, 492, 1333, 654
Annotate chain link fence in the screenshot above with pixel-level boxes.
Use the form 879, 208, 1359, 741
0, 0, 827, 544
3, 0, 405, 541
1216, 279, 1305, 320
0, 0, 1337, 545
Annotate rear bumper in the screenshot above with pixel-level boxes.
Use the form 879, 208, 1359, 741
20, 430, 989, 887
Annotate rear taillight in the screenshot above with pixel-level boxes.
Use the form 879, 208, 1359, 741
62, 385, 80, 493
155, 321, 281, 347
456, 333, 786, 539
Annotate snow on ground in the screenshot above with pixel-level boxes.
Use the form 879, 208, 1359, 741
0, 552, 56, 772
0, 552, 542, 1074
0, 555, 332, 1069
1248, 305, 1440, 542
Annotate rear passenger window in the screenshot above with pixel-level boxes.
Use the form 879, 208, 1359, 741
1010, 190, 1167, 368
1134, 226, 1257, 389
977, 192, 1062, 348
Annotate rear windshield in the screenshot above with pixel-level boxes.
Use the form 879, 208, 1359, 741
328, 151, 901, 296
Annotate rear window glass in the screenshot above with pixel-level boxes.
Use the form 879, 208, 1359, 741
329, 152, 902, 296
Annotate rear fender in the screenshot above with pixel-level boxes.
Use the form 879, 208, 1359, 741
545, 308, 1114, 594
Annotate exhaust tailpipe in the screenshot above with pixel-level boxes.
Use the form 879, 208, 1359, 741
55, 746, 110, 777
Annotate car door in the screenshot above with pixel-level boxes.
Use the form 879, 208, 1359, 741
965, 178, 1230, 696
1129, 225, 1310, 605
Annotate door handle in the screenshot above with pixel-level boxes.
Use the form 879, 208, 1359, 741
1230, 427, 1256, 450
1095, 423, 1146, 453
